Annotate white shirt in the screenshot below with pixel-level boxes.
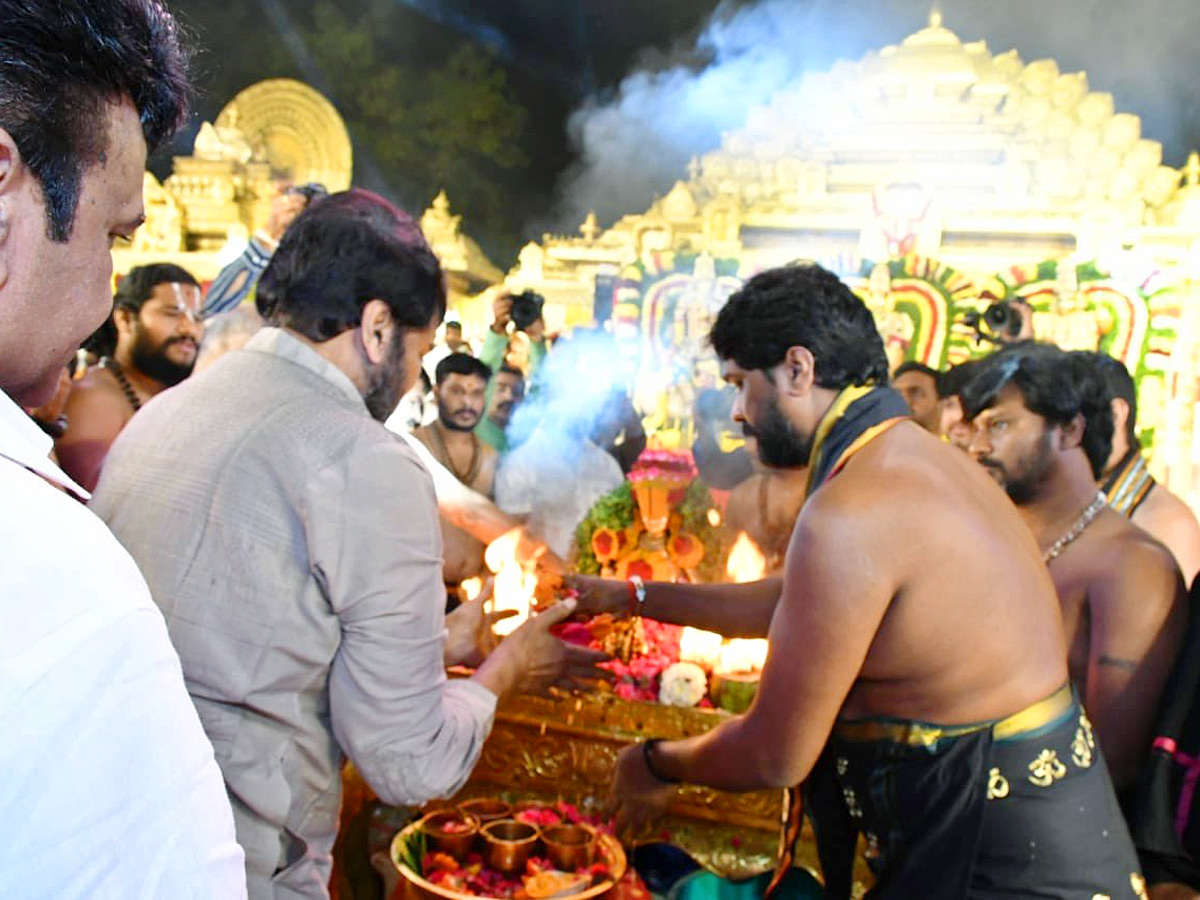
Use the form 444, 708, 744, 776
389, 423, 479, 508
0, 389, 246, 899
495, 429, 625, 557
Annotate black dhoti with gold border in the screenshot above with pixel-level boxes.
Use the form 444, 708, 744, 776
807, 686, 1147, 899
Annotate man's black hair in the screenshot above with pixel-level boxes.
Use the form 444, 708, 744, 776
435, 352, 491, 386
113, 263, 199, 314
938, 359, 979, 399
497, 363, 525, 382
893, 361, 939, 382
710, 262, 888, 389
1082, 352, 1139, 450
256, 189, 446, 342
960, 342, 1113, 479
0, 0, 192, 241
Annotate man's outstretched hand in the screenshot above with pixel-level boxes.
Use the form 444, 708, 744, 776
444, 579, 513, 668
475, 599, 613, 699
610, 742, 675, 841
562, 574, 630, 619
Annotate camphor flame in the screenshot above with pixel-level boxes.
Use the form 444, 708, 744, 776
461, 577, 484, 602
707, 508, 722, 527
678, 627, 724, 668
484, 528, 538, 636
726, 531, 767, 584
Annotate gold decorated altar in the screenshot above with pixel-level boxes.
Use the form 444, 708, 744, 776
461, 691, 789, 880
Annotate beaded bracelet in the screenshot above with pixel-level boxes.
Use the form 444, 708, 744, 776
641, 738, 680, 784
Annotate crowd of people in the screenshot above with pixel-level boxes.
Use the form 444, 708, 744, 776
5, 2, 1200, 900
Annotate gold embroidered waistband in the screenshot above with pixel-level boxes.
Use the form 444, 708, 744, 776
832, 684, 1074, 748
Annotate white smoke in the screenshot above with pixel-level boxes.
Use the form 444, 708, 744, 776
549, 0, 1200, 232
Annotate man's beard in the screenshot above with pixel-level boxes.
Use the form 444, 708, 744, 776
363, 331, 409, 423
743, 390, 811, 469
489, 400, 515, 428
439, 400, 481, 432
979, 429, 1055, 506
130, 328, 196, 387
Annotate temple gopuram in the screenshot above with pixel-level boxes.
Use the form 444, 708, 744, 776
507, 13, 1200, 512
110, 78, 502, 309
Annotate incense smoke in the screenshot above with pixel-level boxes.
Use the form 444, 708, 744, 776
550, 0, 1200, 232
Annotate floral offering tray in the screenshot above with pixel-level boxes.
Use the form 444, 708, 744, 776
392, 801, 627, 900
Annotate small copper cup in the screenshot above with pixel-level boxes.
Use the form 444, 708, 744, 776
458, 798, 512, 825
480, 819, 540, 874
418, 810, 480, 861
541, 824, 596, 872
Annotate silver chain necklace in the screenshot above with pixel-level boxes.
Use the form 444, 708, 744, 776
1042, 491, 1108, 563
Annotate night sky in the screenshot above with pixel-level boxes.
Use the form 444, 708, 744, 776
162, 0, 1200, 265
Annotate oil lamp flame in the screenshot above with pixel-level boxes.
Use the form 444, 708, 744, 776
726, 532, 766, 583
678, 627, 724, 668
484, 528, 537, 636
714, 638, 768, 676
461, 577, 483, 602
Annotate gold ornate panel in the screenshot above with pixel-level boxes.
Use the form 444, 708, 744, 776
460, 691, 825, 881
215, 78, 352, 191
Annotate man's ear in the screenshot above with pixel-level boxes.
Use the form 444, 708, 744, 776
0, 126, 23, 290
779, 345, 816, 395
1059, 413, 1086, 451
359, 298, 394, 366
113, 306, 135, 339
1110, 398, 1129, 438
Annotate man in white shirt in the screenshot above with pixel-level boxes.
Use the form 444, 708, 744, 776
494, 337, 627, 557
0, 1, 246, 896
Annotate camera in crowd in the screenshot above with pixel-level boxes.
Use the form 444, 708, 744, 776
509, 290, 545, 332
284, 182, 329, 204
963, 299, 1028, 345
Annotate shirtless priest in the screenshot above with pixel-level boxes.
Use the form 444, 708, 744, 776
414, 353, 499, 594
571, 264, 1144, 898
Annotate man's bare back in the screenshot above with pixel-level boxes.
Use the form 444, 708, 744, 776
1132, 487, 1200, 589
823, 421, 1067, 725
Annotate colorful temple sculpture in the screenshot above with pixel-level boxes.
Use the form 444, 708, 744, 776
508, 13, 1200, 511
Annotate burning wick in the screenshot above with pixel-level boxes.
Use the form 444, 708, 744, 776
483, 528, 538, 636
726, 532, 766, 583
679, 627, 723, 669
714, 638, 768, 677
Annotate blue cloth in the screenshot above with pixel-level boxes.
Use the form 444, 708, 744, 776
201, 236, 273, 317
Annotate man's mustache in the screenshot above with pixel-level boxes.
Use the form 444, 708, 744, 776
742, 423, 759, 440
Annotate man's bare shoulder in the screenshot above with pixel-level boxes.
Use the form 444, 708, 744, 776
1137, 487, 1200, 547
810, 421, 970, 514
1078, 509, 1182, 601
410, 425, 436, 451
69, 367, 127, 407
59, 369, 131, 437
